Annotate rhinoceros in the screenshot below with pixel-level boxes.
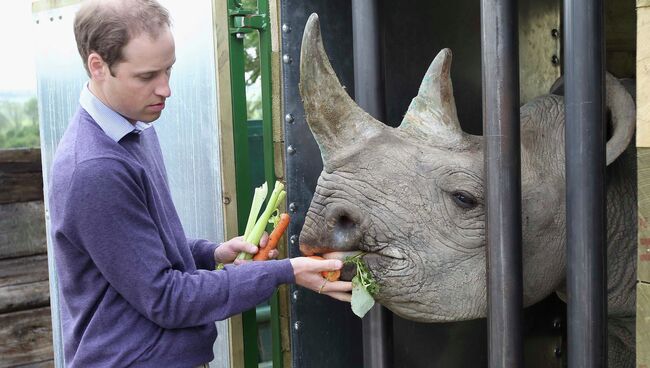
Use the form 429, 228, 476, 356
297, 14, 637, 367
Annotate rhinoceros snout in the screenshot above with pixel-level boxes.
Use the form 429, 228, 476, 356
299, 203, 365, 256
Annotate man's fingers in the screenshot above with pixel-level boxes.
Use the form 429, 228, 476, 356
324, 291, 352, 302
258, 232, 269, 248
320, 280, 353, 293
268, 249, 279, 259
310, 258, 343, 272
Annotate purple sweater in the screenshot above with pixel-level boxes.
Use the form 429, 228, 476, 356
49, 108, 295, 367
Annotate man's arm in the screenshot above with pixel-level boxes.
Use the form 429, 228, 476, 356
186, 238, 218, 270
63, 158, 295, 328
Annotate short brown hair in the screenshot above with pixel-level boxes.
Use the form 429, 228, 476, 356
74, 0, 171, 77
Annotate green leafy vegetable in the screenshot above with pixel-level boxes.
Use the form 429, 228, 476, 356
345, 252, 379, 318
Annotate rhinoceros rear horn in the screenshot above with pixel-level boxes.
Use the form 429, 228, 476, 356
398, 49, 465, 147
299, 14, 384, 166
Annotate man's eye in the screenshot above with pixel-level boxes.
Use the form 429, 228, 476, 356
139, 74, 154, 81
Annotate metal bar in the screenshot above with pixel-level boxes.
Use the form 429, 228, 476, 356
351, 1, 392, 368
480, 0, 524, 366
563, 0, 607, 366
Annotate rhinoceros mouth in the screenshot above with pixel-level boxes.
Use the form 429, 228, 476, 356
309, 248, 406, 281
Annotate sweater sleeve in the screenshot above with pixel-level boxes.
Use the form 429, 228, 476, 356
187, 238, 219, 270
62, 158, 295, 329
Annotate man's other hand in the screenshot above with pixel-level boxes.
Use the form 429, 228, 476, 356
214, 233, 279, 265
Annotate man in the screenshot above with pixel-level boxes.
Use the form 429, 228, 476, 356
48, 1, 351, 367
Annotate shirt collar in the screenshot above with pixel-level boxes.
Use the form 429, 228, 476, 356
79, 83, 152, 142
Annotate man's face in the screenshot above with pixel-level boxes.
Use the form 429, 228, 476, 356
98, 26, 176, 123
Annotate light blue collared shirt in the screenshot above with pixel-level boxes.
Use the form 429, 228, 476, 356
79, 83, 152, 142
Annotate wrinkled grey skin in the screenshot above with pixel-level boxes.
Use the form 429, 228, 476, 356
297, 14, 637, 367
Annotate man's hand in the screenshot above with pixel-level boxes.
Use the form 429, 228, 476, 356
214, 233, 279, 265
290, 257, 353, 302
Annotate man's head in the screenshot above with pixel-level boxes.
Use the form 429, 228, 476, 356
74, 0, 175, 123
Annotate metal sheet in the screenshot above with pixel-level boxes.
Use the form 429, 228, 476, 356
280, 1, 364, 367
282, 0, 565, 367
33, 2, 230, 366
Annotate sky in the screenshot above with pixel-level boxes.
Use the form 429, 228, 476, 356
0, 1, 38, 93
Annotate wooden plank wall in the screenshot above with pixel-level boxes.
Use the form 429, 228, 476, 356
0, 148, 53, 367
638, 1, 650, 367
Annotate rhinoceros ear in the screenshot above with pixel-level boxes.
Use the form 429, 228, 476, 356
299, 13, 384, 166
398, 49, 465, 146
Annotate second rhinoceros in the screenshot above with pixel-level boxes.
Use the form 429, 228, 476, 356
297, 14, 636, 367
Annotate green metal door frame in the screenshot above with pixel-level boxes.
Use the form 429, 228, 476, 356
226, 0, 283, 367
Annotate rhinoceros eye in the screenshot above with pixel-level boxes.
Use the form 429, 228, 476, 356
451, 191, 478, 209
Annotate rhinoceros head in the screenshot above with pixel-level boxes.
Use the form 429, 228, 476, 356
297, 14, 635, 323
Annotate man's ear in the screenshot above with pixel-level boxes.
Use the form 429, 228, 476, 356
87, 52, 107, 80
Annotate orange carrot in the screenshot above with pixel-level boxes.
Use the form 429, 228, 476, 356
307, 255, 341, 281
253, 213, 290, 261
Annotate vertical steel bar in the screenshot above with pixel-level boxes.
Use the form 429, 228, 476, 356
351, 1, 392, 368
480, 0, 524, 366
563, 0, 607, 366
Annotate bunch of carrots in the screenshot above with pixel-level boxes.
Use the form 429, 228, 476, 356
236, 180, 290, 262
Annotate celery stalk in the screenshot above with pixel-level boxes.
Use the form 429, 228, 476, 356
244, 182, 268, 239
236, 181, 286, 260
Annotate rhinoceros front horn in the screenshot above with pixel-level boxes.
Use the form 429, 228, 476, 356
299, 14, 384, 167
398, 49, 466, 147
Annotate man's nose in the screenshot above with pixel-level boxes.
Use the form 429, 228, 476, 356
155, 76, 171, 98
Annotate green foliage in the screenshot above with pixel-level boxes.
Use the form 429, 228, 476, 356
0, 97, 40, 149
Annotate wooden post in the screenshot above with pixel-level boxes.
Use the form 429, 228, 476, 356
636, 1, 650, 366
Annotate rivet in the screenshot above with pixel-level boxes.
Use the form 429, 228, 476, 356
59, 15, 62, 20
552, 318, 561, 329
554, 346, 562, 357
294, 321, 301, 331
551, 55, 560, 66
49, 17, 54, 22
285, 113, 295, 124
287, 145, 296, 155
235, 33, 245, 39
223, 196, 231, 205
292, 290, 300, 301
551, 28, 559, 38
282, 54, 292, 64
290, 235, 298, 244
35, 20, 39, 24
289, 202, 297, 213
282, 23, 291, 33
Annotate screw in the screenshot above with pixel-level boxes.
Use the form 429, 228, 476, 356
292, 290, 300, 301
235, 33, 245, 39
289, 203, 297, 213
294, 321, 301, 331
554, 346, 562, 357
285, 113, 295, 124
35, 20, 39, 24
551, 55, 560, 66
282, 54, 292, 64
287, 145, 296, 155
49, 17, 54, 22
290, 235, 298, 244
282, 23, 291, 33
551, 28, 559, 38
59, 15, 63, 20
223, 196, 231, 205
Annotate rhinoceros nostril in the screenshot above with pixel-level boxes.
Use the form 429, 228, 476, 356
325, 204, 363, 249
337, 214, 355, 230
